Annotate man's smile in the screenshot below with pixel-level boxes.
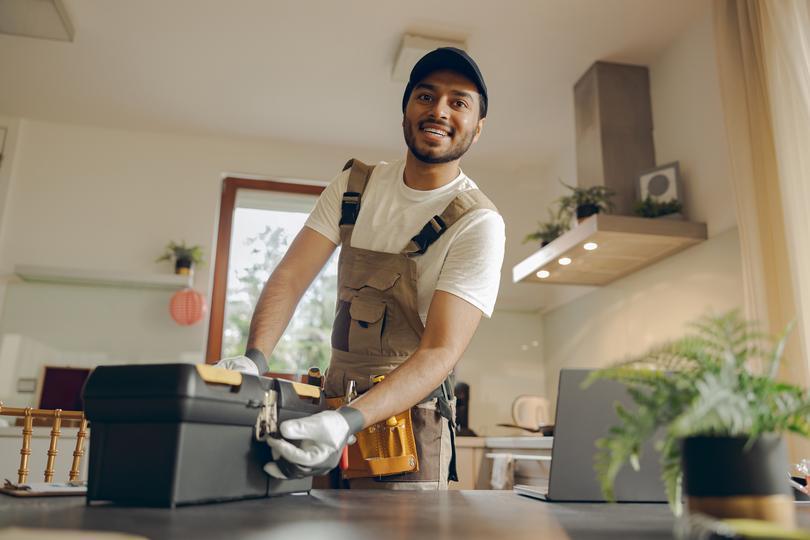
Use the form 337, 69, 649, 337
419, 121, 453, 142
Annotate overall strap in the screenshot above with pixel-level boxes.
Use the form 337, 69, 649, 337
338, 159, 375, 246
403, 189, 499, 256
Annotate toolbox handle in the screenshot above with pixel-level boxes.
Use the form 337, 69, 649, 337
195, 364, 243, 387
290, 381, 321, 399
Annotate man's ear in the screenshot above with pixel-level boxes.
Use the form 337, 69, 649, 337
472, 117, 485, 144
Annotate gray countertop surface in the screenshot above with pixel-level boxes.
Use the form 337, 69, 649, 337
2, 489, 670, 540
2, 490, 809, 539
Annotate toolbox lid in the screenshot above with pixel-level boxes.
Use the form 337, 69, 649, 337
82, 363, 323, 426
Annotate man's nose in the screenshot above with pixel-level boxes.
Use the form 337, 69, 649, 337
429, 96, 450, 119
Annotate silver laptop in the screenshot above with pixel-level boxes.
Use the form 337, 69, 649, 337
514, 368, 666, 503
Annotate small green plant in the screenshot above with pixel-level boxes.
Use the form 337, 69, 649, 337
156, 241, 205, 266
586, 310, 808, 515
633, 197, 683, 218
557, 180, 615, 221
523, 211, 569, 245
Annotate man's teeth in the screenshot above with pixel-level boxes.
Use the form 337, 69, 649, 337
423, 127, 448, 137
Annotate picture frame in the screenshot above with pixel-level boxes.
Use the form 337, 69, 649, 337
637, 161, 682, 202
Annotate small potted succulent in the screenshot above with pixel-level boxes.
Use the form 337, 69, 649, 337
633, 197, 684, 219
587, 310, 806, 527
156, 241, 205, 276
523, 211, 569, 247
557, 181, 616, 223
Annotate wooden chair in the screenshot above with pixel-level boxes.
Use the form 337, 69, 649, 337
0, 403, 88, 484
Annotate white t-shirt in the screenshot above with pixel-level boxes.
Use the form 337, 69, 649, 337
305, 159, 505, 323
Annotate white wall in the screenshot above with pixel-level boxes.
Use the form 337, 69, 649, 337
543, 229, 743, 407
541, 4, 743, 408
455, 310, 544, 436
0, 118, 547, 432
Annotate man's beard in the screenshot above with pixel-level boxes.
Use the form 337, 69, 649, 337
403, 119, 476, 164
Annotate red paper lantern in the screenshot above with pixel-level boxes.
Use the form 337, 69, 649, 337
169, 288, 207, 326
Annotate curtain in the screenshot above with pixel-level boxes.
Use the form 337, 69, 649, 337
713, 0, 810, 459
760, 0, 810, 383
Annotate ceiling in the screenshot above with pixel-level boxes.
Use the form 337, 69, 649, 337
0, 0, 706, 166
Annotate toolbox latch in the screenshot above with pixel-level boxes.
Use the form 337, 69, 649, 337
254, 390, 278, 441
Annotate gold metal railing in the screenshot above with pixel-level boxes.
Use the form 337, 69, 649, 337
0, 403, 88, 484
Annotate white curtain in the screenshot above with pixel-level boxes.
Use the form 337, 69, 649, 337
714, 0, 810, 459
760, 0, 810, 382
713, 0, 798, 372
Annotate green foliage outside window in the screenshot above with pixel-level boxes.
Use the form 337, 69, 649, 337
223, 225, 337, 374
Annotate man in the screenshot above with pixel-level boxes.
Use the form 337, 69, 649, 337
218, 47, 505, 489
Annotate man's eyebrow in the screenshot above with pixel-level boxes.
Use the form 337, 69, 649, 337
450, 90, 475, 101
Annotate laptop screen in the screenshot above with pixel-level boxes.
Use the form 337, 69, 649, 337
547, 368, 666, 502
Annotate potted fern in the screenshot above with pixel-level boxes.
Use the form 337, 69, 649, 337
156, 241, 205, 276
523, 212, 569, 247
633, 196, 684, 219
557, 180, 616, 223
587, 310, 806, 527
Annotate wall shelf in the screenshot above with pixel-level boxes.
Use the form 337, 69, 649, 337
14, 265, 192, 291
512, 214, 707, 286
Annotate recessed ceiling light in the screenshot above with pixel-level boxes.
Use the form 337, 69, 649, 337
584, 242, 598, 251
536, 270, 550, 279
558, 257, 572, 266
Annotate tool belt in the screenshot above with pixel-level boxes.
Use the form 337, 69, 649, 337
327, 379, 456, 480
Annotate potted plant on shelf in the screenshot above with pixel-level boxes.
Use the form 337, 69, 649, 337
156, 241, 205, 276
557, 180, 616, 223
587, 310, 806, 527
523, 211, 569, 248
633, 197, 684, 219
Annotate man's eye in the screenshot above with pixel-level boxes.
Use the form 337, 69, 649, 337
418, 94, 432, 102
455, 100, 469, 108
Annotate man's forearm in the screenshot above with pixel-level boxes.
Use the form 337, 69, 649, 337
348, 346, 456, 428
244, 227, 338, 361
246, 270, 308, 360
345, 290, 482, 428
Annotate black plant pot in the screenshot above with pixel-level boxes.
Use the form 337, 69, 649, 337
681, 435, 794, 526
174, 258, 194, 276
576, 204, 600, 222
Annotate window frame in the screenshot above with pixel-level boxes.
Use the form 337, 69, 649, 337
205, 177, 324, 364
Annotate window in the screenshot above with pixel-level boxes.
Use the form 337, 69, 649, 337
206, 178, 337, 374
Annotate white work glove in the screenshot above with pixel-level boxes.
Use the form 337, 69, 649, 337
264, 407, 364, 479
214, 348, 267, 376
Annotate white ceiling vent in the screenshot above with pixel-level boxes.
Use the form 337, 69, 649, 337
0, 0, 74, 42
391, 34, 466, 82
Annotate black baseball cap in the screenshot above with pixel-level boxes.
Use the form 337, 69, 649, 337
401, 47, 488, 118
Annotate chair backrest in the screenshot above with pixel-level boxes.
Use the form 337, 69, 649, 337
0, 403, 88, 484
511, 395, 551, 429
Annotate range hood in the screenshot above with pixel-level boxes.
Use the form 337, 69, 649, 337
512, 61, 707, 287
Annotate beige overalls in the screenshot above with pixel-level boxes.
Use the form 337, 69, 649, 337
323, 159, 498, 489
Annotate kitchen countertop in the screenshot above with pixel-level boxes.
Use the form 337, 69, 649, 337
455, 435, 553, 450
4, 489, 810, 539
0, 489, 674, 539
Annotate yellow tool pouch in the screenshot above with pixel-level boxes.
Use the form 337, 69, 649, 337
326, 397, 419, 479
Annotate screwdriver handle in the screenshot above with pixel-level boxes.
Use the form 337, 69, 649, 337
340, 446, 349, 470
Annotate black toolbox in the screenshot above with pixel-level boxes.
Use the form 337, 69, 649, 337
83, 363, 324, 507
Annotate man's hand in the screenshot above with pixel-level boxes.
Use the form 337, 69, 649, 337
264, 408, 364, 479
213, 349, 267, 376
214, 355, 259, 376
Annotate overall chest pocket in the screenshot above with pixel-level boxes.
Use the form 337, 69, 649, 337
332, 270, 401, 354
347, 296, 386, 354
